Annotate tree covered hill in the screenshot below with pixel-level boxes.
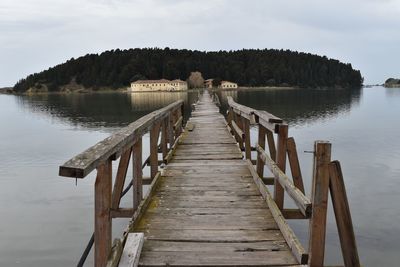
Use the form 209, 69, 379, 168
13, 48, 363, 92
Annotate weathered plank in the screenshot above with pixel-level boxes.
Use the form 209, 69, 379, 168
118, 233, 144, 267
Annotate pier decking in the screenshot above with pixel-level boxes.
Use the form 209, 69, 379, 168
59, 90, 360, 267
134, 92, 298, 266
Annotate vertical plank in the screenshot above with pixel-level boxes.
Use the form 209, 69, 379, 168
132, 138, 143, 210
168, 112, 174, 149
150, 122, 161, 180
235, 113, 244, 150
266, 130, 276, 160
308, 141, 331, 267
111, 147, 132, 209
242, 117, 252, 160
94, 160, 112, 267
161, 118, 168, 160
274, 124, 288, 210
256, 125, 267, 178
286, 137, 305, 194
329, 161, 360, 267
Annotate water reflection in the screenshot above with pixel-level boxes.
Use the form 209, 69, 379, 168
15, 91, 199, 132
217, 88, 362, 127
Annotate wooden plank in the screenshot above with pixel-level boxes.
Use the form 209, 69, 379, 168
161, 118, 168, 159
266, 130, 277, 163
59, 100, 183, 178
287, 137, 305, 194
139, 250, 299, 266
150, 122, 161, 179
329, 161, 360, 267
118, 233, 144, 267
308, 141, 331, 267
132, 138, 142, 210
246, 160, 308, 264
275, 124, 288, 210
95, 160, 112, 267
111, 147, 132, 209
256, 124, 266, 177
242, 116, 252, 160
256, 145, 311, 217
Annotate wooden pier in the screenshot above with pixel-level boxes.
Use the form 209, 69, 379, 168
59, 91, 360, 267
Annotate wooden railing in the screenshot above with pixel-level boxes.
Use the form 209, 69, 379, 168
226, 96, 360, 267
59, 100, 184, 267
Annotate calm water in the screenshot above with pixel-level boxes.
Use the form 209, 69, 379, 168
0, 87, 399, 266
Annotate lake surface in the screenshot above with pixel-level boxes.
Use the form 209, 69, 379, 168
0, 87, 399, 266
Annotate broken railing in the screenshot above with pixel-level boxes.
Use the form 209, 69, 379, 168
226, 96, 360, 267
59, 100, 184, 267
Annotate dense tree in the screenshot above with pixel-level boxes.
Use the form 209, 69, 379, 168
13, 48, 363, 92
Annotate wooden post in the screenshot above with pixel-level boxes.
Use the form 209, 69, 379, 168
94, 160, 112, 267
242, 117, 251, 160
286, 137, 305, 194
168, 112, 174, 149
161, 118, 168, 160
133, 138, 143, 210
150, 122, 161, 180
111, 148, 132, 210
274, 124, 288, 210
235, 113, 244, 150
308, 141, 331, 267
329, 161, 360, 267
256, 125, 266, 177
266, 130, 276, 160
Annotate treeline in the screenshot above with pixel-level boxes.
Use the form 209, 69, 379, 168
14, 48, 363, 92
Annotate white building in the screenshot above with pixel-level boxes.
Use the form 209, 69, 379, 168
129, 79, 188, 92
219, 81, 238, 89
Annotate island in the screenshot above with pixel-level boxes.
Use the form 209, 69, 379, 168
12, 48, 363, 93
384, 78, 400, 88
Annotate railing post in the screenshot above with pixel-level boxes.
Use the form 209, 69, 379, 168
94, 160, 112, 267
161, 118, 168, 160
308, 141, 331, 267
242, 117, 251, 160
275, 124, 288, 210
150, 123, 161, 180
256, 125, 266, 177
329, 161, 360, 267
168, 112, 174, 149
286, 137, 305, 194
133, 138, 143, 210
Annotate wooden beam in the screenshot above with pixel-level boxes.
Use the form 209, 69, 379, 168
256, 125, 267, 178
266, 130, 276, 164
150, 122, 161, 180
275, 124, 288, 210
246, 160, 308, 264
132, 138, 142, 210
59, 100, 183, 178
282, 209, 307, 219
95, 160, 112, 267
256, 144, 311, 217
118, 233, 144, 267
242, 117, 251, 160
287, 137, 305, 194
308, 141, 331, 267
231, 120, 244, 145
161, 118, 168, 159
329, 161, 360, 267
111, 147, 132, 210
110, 208, 134, 218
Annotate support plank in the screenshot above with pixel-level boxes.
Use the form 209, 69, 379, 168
112, 147, 132, 210
275, 124, 288, 210
132, 138, 143, 210
308, 141, 331, 267
329, 161, 360, 267
256, 125, 267, 178
95, 160, 112, 267
287, 137, 305, 194
118, 233, 144, 267
150, 122, 161, 180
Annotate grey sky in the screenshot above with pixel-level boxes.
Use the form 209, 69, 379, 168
1, 0, 399, 86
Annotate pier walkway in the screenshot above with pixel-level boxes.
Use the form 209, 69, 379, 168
59, 91, 360, 267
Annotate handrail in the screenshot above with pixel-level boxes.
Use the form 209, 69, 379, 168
226, 96, 360, 267
59, 100, 185, 267
59, 100, 183, 178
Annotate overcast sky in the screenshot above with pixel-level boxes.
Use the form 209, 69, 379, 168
1, 0, 399, 87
